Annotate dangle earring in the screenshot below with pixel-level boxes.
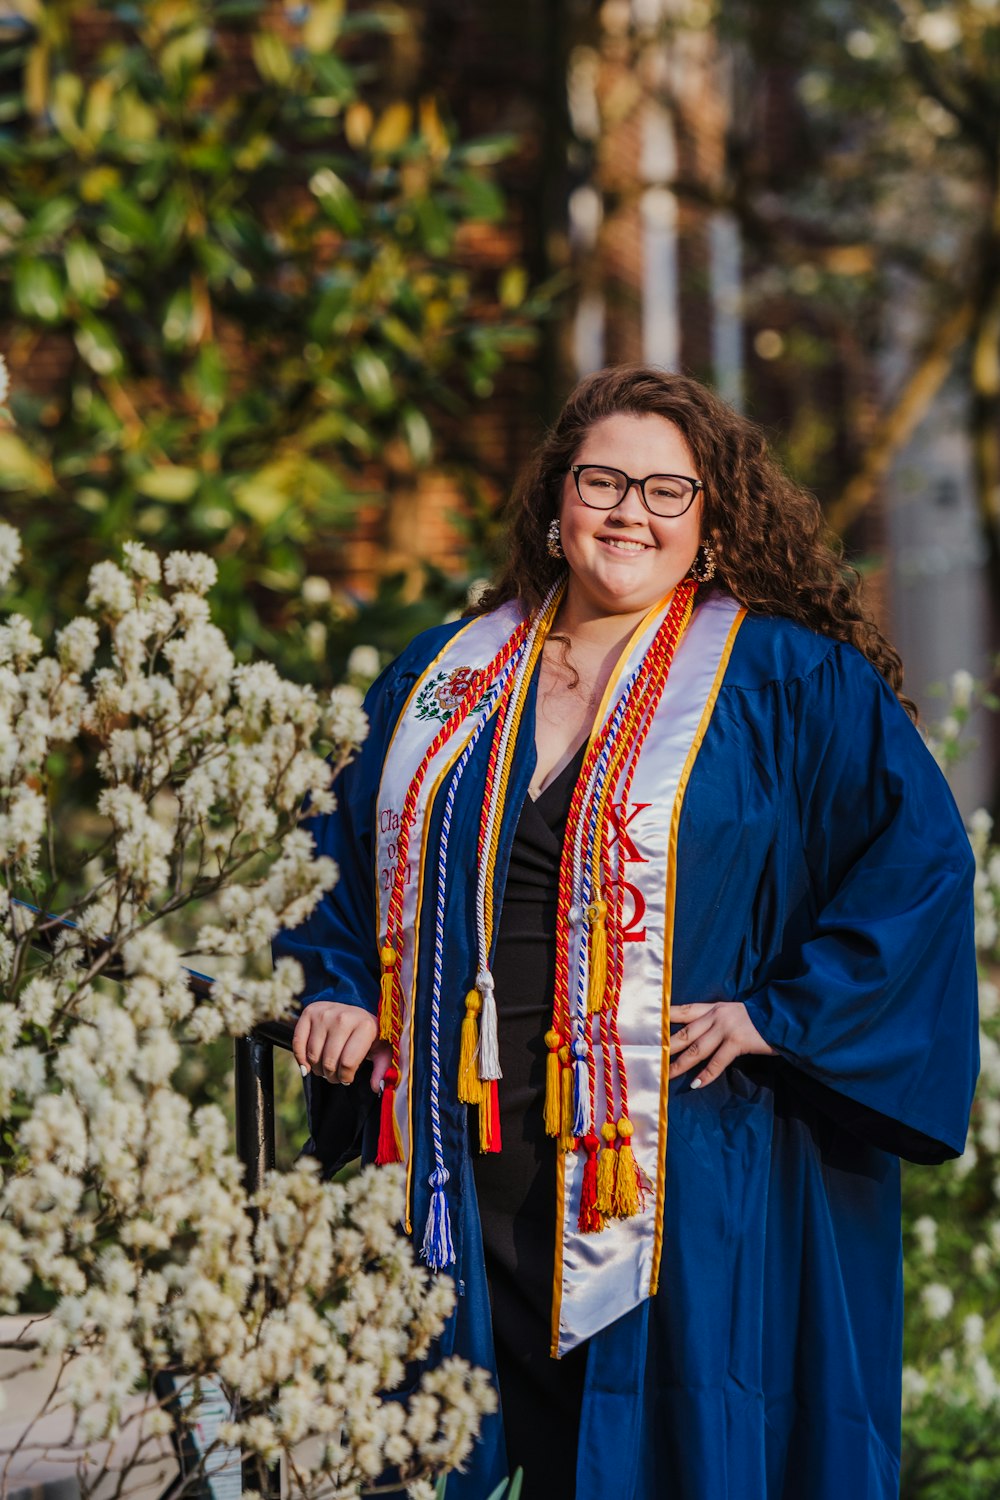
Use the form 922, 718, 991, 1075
546, 518, 564, 560
688, 543, 717, 584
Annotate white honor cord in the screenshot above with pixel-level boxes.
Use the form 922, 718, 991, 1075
474, 580, 562, 1081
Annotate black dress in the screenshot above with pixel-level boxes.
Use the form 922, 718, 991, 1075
471, 743, 589, 1499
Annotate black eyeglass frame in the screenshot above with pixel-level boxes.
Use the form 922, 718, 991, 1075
570, 464, 704, 518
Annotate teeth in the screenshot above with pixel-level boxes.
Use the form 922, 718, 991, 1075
600, 537, 648, 553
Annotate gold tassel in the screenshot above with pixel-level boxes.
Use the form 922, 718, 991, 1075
596, 1120, 618, 1216
378, 945, 398, 1041
558, 1044, 575, 1152
612, 1117, 641, 1218
543, 1029, 562, 1136
586, 898, 608, 1013
458, 990, 483, 1104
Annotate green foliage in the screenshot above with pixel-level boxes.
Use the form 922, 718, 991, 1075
0, 0, 545, 680
899, 678, 1000, 1496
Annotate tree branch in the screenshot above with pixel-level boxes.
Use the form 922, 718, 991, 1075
825, 296, 976, 537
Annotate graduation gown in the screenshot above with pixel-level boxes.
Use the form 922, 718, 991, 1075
273, 603, 979, 1500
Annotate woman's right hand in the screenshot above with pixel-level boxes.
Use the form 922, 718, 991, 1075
292, 1001, 389, 1092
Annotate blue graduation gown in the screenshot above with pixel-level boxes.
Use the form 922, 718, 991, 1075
273, 607, 979, 1500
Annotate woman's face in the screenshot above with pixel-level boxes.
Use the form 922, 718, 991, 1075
558, 412, 703, 618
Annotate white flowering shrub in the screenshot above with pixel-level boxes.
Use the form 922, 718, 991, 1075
0, 524, 495, 1499
900, 669, 1000, 1496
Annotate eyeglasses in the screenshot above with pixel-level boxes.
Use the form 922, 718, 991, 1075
570, 464, 704, 519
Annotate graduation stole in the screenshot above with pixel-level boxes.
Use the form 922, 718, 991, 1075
374, 582, 745, 1320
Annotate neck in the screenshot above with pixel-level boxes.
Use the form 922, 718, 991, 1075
555, 580, 666, 655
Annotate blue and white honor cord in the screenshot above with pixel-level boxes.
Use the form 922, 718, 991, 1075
421, 654, 522, 1270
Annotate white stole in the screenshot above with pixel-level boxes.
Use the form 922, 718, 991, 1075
375, 592, 746, 1346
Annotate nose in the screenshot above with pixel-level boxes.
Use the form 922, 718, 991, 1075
610, 479, 647, 521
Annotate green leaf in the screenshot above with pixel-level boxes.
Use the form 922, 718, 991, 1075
233, 461, 297, 526
187, 345, 227, 413
160, 26, 211, 86
310, 53, 356, 99
74, 315, 124, 376
65, 239, 108, 306
309, 168, 364, 236
134, 466, 200, 503
302, 0, 345, 52
402, 405, 433, 465
252, 32, 294, 87
0, 432, 52, 493
162, 286, 196, 348
308, 281, 355, 340
22, 198, 77, 244
381, 315, 423, 358
14, 259, 66, 323
414, 197, 453, 256
453, 170, 505, 223
498, 264, 528, 309
451, 133, 519, 167
103, 187, 158, 247
353, 347, 395, 412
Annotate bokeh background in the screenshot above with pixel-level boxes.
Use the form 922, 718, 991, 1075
0, 1, 998, 1495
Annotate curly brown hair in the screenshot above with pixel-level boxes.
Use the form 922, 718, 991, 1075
475, 364, 913, 715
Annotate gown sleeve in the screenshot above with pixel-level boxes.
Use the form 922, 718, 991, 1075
271, 656, 415, 1172
742, 643, 979, 1165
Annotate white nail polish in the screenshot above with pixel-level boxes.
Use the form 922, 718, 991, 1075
299, 1064, 310, 1077
690, 1078, 703, 1090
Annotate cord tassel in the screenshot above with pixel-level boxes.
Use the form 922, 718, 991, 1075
596, 1121, 617, 1216
577, 1133, 604, 1234
421, 1166, 455, 1270
558, 1045, 576, 1152
571, 1036, 591, 1138
586, 898, 608, 1013
478, 1078, 501, 1153
378, 945, 398, 1042
457, 989, 483, 1103
476, 970, 501, 1082
543, 1029, 563, 1136
376, 1067, 403, 1165
612, 1117, 642, 1218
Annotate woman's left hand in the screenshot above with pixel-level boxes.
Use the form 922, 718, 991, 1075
668, 1001, 777, 1089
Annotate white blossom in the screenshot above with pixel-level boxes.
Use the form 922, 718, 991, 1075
87, 560, 134, 618
122, 540, 162, 585
326, 683, 369, 747
0, 526, 495, 1498
912, 1215, 937, 1256
303, 575, 332, 606
921, 1283, 954, 1321
0, 519, 22, 588
56, 616, 100, 675
164, 550, 217, 595
914, 9, 961, 50
347, 643, 381, 680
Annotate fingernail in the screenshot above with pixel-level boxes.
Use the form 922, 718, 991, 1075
299, 1064, 310, 1078
690, 1078, 703, 1090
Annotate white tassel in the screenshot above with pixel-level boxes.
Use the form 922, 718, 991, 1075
571, 1035, 591, 1137
476, 970, 502, 1081
421, 1167, 455, 1270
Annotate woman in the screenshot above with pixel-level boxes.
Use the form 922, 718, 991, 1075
275, 366, 979, 1500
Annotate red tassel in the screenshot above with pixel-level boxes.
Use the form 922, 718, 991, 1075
577, 1132, 603, 1233
478, 1078, 502, 1153
376, 1066, 403, 1165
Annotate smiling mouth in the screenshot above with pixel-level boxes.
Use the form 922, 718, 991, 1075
597, 536, 652, 553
